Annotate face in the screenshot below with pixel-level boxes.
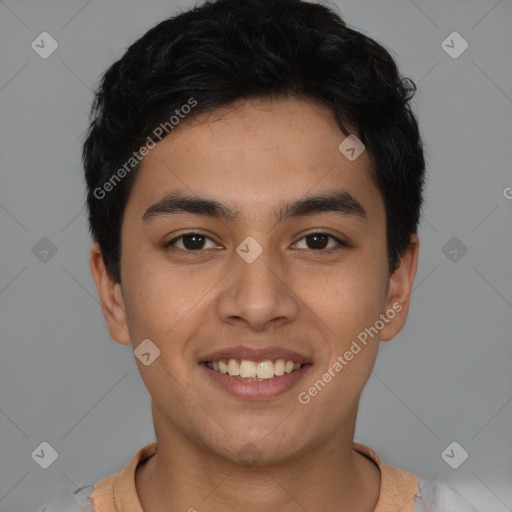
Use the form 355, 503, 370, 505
91, 96, 418, 464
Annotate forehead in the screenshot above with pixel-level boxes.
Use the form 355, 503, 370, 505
125, 96, 383, 225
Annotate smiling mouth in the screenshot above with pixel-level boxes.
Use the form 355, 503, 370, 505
203, 358, 307, 381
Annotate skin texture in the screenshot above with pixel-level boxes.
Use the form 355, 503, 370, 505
90, 96, 419, 512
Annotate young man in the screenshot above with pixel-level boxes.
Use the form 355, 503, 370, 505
54, 0, 478, 510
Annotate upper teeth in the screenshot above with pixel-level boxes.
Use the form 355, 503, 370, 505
207, 359, 302, 379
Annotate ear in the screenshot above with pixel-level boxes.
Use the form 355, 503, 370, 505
380, 234, 420, 342
89, 242, 131, 345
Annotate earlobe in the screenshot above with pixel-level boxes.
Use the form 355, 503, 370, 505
380, 234, 420, 342
89, 242, 131, 345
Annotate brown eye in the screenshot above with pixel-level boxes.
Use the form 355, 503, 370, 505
165, 232, 218, 252
294, 233, 346, 251
306, 233, 329, 250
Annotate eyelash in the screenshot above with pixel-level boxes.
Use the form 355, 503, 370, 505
164, 231, 347, 254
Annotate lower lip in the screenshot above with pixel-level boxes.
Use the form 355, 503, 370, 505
199, 363, 312, 400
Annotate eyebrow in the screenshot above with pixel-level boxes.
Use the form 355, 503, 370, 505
142, 190, 368, 225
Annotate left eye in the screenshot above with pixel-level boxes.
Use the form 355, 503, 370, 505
293, 233, 345, 251
165, 233, 219, 251
165, 232, 345, 252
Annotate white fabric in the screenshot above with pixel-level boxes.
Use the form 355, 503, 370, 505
37, 484, 95, 512
412, 478, 479, 512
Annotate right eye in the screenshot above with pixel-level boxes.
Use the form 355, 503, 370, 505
164, 232, 221, 252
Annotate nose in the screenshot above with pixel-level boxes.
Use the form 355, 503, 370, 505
215, 247, 300, 331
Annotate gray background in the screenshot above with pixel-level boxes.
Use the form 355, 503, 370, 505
0, 0, 511, 510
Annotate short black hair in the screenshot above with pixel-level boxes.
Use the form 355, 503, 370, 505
83, 0, 425, 284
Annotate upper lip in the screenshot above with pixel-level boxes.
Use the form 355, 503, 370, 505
199, 345, 312, 364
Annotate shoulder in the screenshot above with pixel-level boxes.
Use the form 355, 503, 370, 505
36, 484, 95, 512
412, 478, 479, 512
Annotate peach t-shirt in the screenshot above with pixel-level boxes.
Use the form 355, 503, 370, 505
89, 442, 421, 512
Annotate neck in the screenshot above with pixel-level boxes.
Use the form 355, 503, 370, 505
135, 411, 380, 512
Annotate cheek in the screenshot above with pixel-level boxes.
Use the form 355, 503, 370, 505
121, 254, 220, 355
298, 261, 387, 339
304, 275, 382, 402
120, 261, 179, 343
121, 265, 198, 397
